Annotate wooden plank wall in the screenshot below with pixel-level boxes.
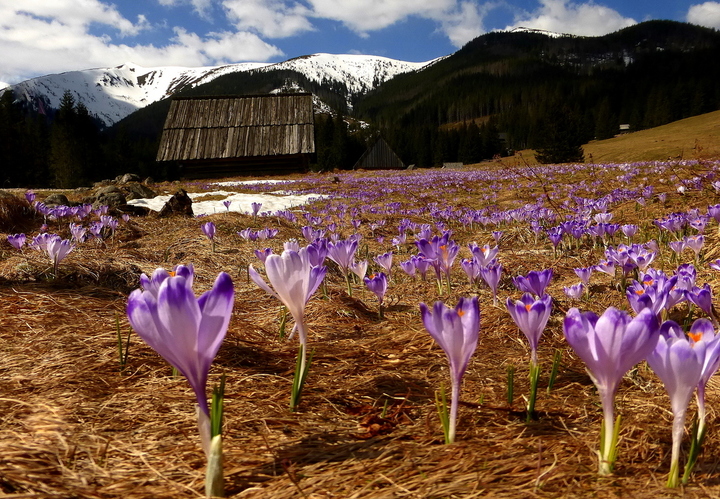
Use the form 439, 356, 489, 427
156, 94, 315, 162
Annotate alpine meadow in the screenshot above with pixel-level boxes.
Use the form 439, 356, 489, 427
4, 18, 720, 499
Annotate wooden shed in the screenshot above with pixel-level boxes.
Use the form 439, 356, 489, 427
156, 93, 315, 179
352, 136, 405, 170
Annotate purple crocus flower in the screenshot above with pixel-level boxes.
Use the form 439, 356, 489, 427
512, 269, 553, 297
373, 251, 393, 276
7, 233, 25, 250
237, 228, 256, 241
46, 237, 74, 276
69, 223, 86, 243
621, 224, 638, 239
563, 307, 659, 475
254, 248, 273, 263
684, 235, 705, 258
546, 228, 563, 250
461, 258, 479, 285
478, 261, 502, 306
668, 240, 686, 256
506, 293, 552, 365
249, 247, 326, 409
223, 200, 231, 211
686, 284, 717, 325
251, 202, 262, 218
283, 239, 300, 252
201, 221, 216, 241
400, 258, 417, 278
420, 296, 480, 443
647, 321, 709, 487
350, 259, 368, 280
201, 221, 216, 251
683, 320, 720, 440
626, 280, 670, 317
327, 238, 358, 276
574, 267, 593, 285
127, 266, 234, 457
470, 244, 498, 267
595, 260, 615, 276
306, 239, 328, 267
25, 190, 36, 204
364, 272, 388, 307
564, 283, 585, 300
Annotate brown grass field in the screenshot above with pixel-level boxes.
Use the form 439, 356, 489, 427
504, 109, 720, 166
3, 115, 720, 498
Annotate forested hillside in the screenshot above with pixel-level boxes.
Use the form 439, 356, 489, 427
355, 20, 720, 167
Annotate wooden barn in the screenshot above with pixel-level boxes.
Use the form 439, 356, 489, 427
352, 136, 405, 170
155, 93, 315, 179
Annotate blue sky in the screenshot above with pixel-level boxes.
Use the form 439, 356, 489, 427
1, 0, 719, 84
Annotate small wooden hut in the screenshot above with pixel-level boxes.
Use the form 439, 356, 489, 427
352, 136, 405, 170
156, 93, 315, 179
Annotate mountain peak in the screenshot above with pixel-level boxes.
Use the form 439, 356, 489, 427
3, 54, 435, 127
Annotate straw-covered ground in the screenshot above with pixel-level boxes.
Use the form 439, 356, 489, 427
3, 159, 720, 498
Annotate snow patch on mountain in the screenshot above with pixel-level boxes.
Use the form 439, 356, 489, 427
2, 54, 434, 127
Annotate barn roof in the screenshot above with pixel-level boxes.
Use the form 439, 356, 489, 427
352, 136, 405, 170
156, 93, 315, 163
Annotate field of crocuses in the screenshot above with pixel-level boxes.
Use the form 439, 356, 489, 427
3, 158, 720, 498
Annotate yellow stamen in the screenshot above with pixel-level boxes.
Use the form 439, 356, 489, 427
525, 304, 532, 311
688, 332, 703, 343
169, 271, 176, 277
458, 309, 465, 317
635, 289, 644, 295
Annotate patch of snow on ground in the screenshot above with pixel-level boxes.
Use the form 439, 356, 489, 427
127, 190, 324, 217
211, 180, 295, 187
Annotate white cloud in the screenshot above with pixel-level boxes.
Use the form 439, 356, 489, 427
687, 2, 720, 28
222, 0, 314, 38
440, 1, 497, 47
0, 1, 283, 83
5, 0, 146, 36
307, 0, 456, 33
505, 0, 636, 36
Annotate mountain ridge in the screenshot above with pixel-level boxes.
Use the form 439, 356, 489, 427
2, 53, 435, 127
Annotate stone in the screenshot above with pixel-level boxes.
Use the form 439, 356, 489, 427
95, 185, 123, 196
117, 173, 142, 183
158, 189, 193, 217
123, 182, 156, 200
94, 191, 127, 209
44, 193, 70, 206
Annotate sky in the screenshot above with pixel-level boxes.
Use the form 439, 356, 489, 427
1, 0, 720, 85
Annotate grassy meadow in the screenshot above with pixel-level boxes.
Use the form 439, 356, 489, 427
2, 118, 720, 498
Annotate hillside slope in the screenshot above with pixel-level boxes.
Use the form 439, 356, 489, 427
500, 109, 720, 165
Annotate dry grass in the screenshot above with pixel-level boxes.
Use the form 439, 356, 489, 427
3, 161, 720, 498
493, 109, 720, 167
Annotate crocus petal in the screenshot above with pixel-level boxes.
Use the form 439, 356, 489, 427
197, 272, 234, 361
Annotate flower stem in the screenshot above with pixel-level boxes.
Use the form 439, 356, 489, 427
667, 409, 687, 488
682, 412, 706, 485
526, 359, 540, 423
435, 386, 451, 444
598, 400, 620, 475
290, 343, 314, 411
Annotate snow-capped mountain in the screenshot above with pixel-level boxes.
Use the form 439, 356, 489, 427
3, 54, 434, 127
